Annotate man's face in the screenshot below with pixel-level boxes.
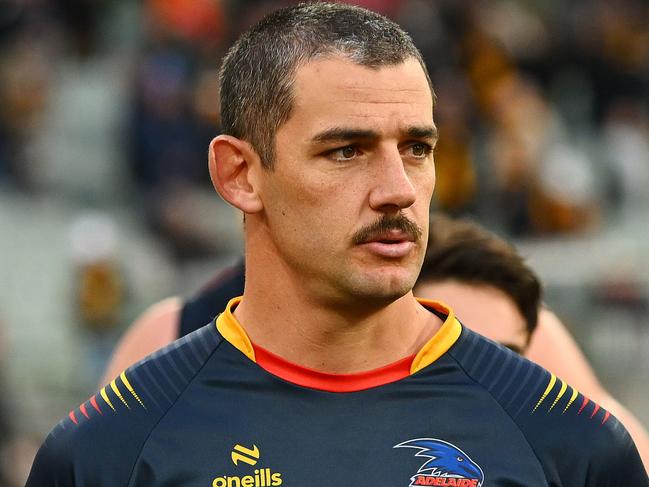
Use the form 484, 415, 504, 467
415, 280, 529, 354
256, 56, 436, 305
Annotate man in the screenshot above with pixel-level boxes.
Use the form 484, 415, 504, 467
99, 218, 649, 473
28, 4, 647, 485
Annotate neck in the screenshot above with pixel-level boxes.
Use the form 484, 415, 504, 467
234, 248, 440, 374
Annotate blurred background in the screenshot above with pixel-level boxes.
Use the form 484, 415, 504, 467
0, 0, 648, 484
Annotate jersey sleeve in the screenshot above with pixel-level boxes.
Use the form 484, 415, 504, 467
517, 369, 648, 485
581, 417, 648, 485
449, 328, 649, 485
26, 323, 224, 486
26, 434, 75, 486
25, 386, 154, 487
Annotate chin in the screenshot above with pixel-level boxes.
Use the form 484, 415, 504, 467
346, 271, 416, 302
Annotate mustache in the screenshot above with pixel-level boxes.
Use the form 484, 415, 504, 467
352, 214, 423, 245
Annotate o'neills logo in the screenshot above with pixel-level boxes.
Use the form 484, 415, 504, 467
213, 444, 283, 487
212, 467, 282, 487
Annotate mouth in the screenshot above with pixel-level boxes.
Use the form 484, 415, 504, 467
351, 215, 422, 259
362, 230, 415, 245
358, 231, 416, 258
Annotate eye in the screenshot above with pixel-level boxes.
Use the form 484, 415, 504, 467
457, 456, 464, 462
329, 145, 359, 161
407, 142, 432, 158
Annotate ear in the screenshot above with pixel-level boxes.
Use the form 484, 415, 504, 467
208, 135, 264, 213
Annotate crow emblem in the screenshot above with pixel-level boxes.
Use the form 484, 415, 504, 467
395, 438, 484, 486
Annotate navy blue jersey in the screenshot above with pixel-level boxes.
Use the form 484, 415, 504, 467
27, 298, 647, 486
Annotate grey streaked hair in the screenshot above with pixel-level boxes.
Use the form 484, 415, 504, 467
218, 2, 434, 169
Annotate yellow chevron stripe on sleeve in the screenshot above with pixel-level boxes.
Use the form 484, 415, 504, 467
110, 379, 130, 409
563, 387, 579, 414
120, 372, 146, 409
100, 387, 116, 412
533, 374, 556, 413
548, 379, 567, 412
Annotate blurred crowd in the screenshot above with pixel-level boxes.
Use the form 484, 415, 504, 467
0, 0, 649, 235
2, 0, 648, 240
1, 0, 648, 484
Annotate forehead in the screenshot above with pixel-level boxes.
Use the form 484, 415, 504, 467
287, 56, 434, 133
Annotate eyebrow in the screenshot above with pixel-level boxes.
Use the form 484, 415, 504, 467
311, 125, 438, 144
312, 127, 378, 143
406, 125, 438, 142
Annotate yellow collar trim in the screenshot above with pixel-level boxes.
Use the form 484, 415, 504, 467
410, 298, 462, 374
216, 296, 462, 373
216, 296, 255, 361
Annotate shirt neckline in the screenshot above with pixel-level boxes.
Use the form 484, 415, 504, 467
216, 296, 462, 392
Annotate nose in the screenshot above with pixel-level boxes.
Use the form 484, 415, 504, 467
368, 148, 417, 212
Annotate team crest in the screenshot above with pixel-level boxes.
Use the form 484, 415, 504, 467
394, 438, 484, 487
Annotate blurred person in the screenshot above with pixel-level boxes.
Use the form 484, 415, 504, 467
415, 214, 543, 355
67, 213, 129, 386
416, 216, 649, 473
0, 317, 40, 487
486, 76, 601, 235
130, 0, 237, 262
601, 99, 649, 214
428, 71, 477, 214
456, 13, 608, 236
28, 0, 133, 203
129, 44, 242, 261
28, 4, 647, 485
530, 143, 601, 234
571, 0, 649, 124
100, 260, 245, 384
0, 32, 52, 190
145, 0, 225, 44
69, 213, 125, 332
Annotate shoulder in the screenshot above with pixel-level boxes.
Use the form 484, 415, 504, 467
100, 322, 225, 423
449, 328, 648, 484
27, 323, 225, 486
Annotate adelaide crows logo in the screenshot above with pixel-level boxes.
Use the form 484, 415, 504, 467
394, 438, 484, 486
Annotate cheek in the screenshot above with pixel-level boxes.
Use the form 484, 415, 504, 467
422, 164, 436, 197
412, 170, 436, 215
265, 178, 346, 245
281, 170, 362, 217
405, 161, 436, 200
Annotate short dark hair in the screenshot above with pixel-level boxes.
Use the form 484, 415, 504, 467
219, 2, 433, 169
418, 214, 542, 340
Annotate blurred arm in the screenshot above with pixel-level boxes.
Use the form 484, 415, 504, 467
527, 307, 649, 473
99, 297, 182, 387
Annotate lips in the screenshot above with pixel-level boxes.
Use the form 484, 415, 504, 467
358, 230, 416, 258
